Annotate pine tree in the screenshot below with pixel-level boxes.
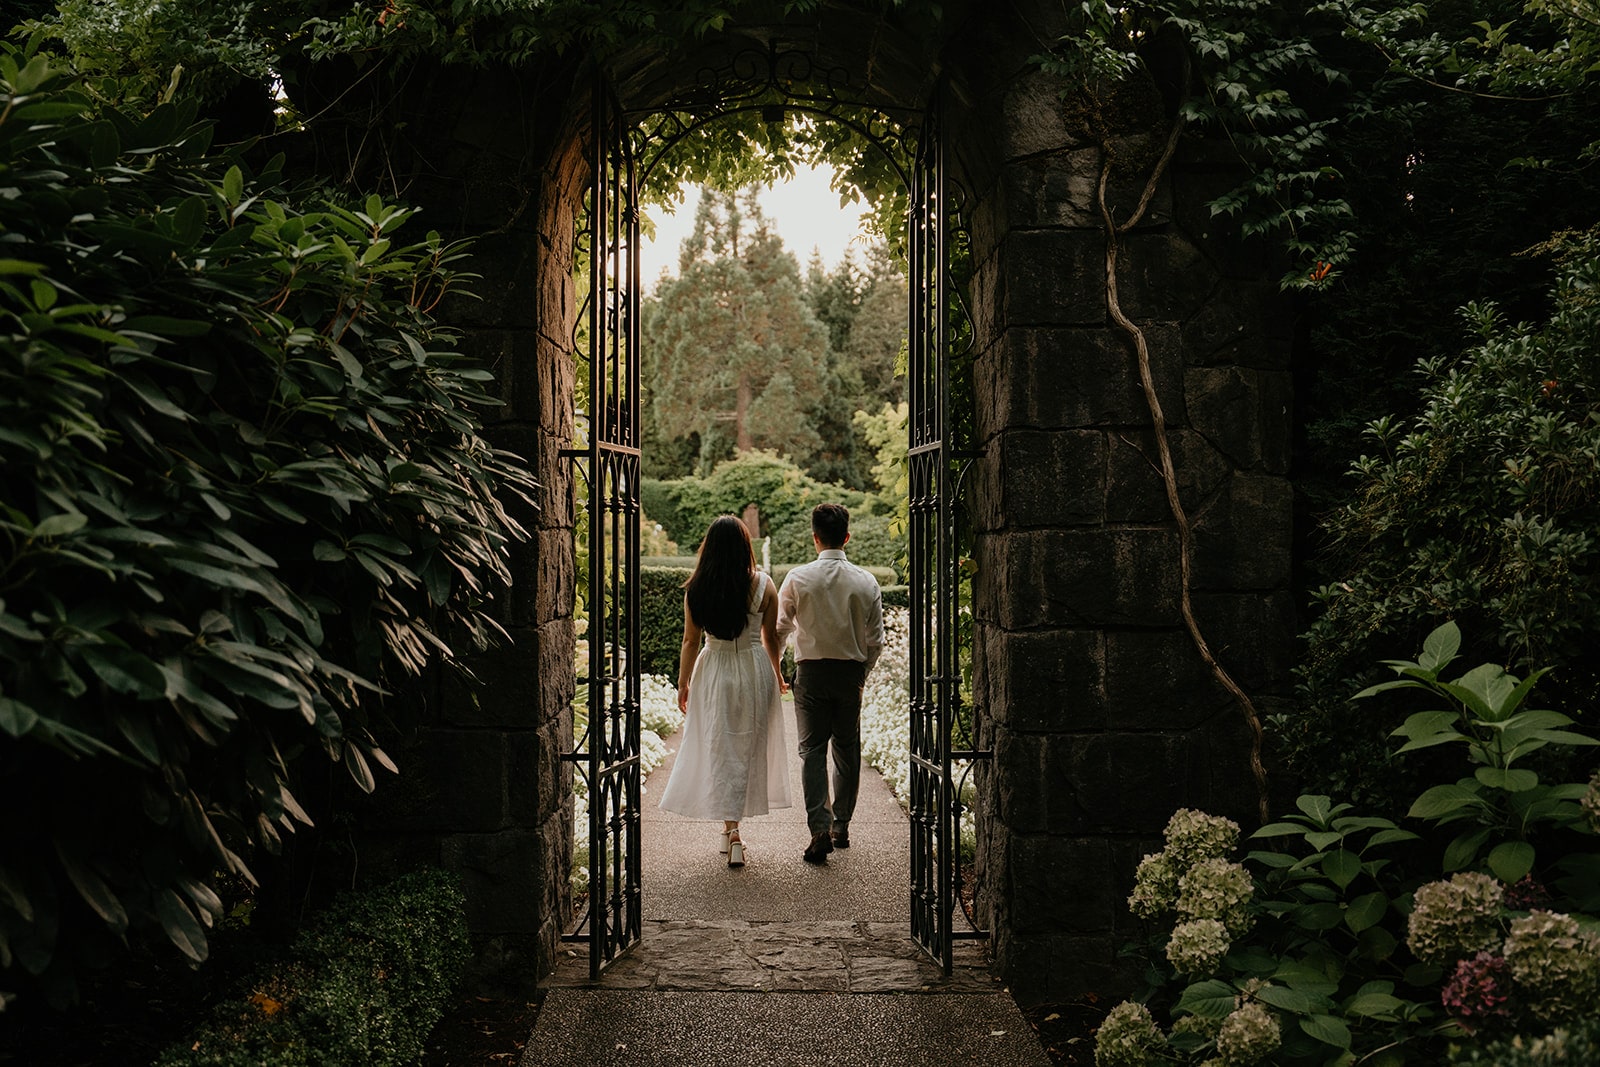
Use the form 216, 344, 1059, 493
643, 188, 830, 473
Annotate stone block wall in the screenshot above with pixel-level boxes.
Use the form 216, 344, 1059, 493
949, 1, 1296, 1005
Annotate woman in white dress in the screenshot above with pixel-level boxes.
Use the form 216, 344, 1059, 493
658, 515, 791, 867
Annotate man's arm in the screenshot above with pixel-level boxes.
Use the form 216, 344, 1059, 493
775, 570, 798, 649
861, 579, 884, 676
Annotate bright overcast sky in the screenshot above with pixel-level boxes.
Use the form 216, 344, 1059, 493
640, 163, 870, 291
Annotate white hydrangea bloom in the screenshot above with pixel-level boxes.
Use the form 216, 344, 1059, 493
1167, 917, 1231, 977
1407, 871, 1504, 965
1177, 857, 1255, 936
1129, 851, 1180, 919
1164, 809, 1241, 871
1504, 910, 1600, 1024
1215, 1001, 1280, 1065
1094, 1000, 1167, 1067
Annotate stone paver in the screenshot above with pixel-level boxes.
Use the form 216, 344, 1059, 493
641, 702, 913, 923
545, 919, 996, 993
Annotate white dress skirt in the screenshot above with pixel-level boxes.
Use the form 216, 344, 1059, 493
658, 573, 791, 820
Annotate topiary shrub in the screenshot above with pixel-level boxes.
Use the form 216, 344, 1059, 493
0, 47, 533, 1001
1288, 235, 1600, 810
155, 869, 470, 1067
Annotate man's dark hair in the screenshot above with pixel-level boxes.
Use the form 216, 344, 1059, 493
811, 503, 850, 549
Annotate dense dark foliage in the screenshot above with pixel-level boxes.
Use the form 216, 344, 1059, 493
1286, 239, 1600, 809
155, 868, 470, 1067
0, 47, 532, 1003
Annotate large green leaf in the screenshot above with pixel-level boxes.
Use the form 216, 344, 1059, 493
1322, 849, 1361, 889
1175, 979, 1238, 1018
1345, 991, 1405, 1018
1419, 621, 1460, 671
1296, 795, 1335, 825
1256, 984, 1323, 1014
154, 889, 208, 964
80, 644, 167, 699
1487, 841, 1535, 883
1300, 1013, 1353, 1049
1475, 767, 1538, 792
54, 847, 128, 934
1344, 891, 1388, 933
1443, 828, 1491, 872
1408, 783, 1484, 820
0, 696, 40, 737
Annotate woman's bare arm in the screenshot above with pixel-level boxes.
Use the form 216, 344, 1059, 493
677, 595, 703, 712
759, 576, 788, 694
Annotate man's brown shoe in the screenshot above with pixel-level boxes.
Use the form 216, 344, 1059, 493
830, 827, 850, 849
803, 830, 834, 865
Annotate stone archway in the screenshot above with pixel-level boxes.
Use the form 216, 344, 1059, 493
346, 0, 1295, 1005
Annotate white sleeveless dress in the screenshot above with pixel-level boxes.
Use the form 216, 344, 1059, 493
658, 574, 791, 820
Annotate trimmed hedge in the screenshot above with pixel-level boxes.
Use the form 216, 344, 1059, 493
156, 869, 470, 1067
638, 565, 690, 677
881, 585, 909, 609
643, 451, 905, 571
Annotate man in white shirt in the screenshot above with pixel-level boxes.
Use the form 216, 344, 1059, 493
776, 503, 885, 865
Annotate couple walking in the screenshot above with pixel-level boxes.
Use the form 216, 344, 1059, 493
658, 503, 884, 869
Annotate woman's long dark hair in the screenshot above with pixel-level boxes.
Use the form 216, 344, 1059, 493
685, 515, 756, 640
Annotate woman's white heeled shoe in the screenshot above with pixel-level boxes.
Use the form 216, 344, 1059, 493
719, 829, 732, 854
727, 834, 745, 868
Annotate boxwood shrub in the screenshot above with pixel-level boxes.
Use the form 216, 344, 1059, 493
156, 869, 469, 1067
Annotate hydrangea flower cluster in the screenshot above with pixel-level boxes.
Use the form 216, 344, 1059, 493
1503, 875, 1554, 913
1407, 872, 1505, 965
1094, 1000, 1167, 1067
1503, 910, 1600, 1024
1129, 852, 1180, 919
1169, 1013, 1222, 1041
1441, 951, 1514, 1030
1178, 858, 1255, 937
1126, 808, 1254, 978
1164, 809, 1242, 870
1167, 918, 1232, 977
1215, 1001, 1281, 1065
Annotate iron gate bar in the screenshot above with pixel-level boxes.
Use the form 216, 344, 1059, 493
561, 69, 643, 980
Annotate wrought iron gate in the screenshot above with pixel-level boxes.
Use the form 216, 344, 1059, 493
906, 92, 989, 973
561, 71, 643, 979
561, 52, 982, 977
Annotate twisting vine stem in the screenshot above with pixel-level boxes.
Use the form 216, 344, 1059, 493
1096, 117, 1270, 822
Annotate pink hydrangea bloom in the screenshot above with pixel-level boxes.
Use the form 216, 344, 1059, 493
1504, 874, 1553, 912
1441, 951, 1514, 1030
